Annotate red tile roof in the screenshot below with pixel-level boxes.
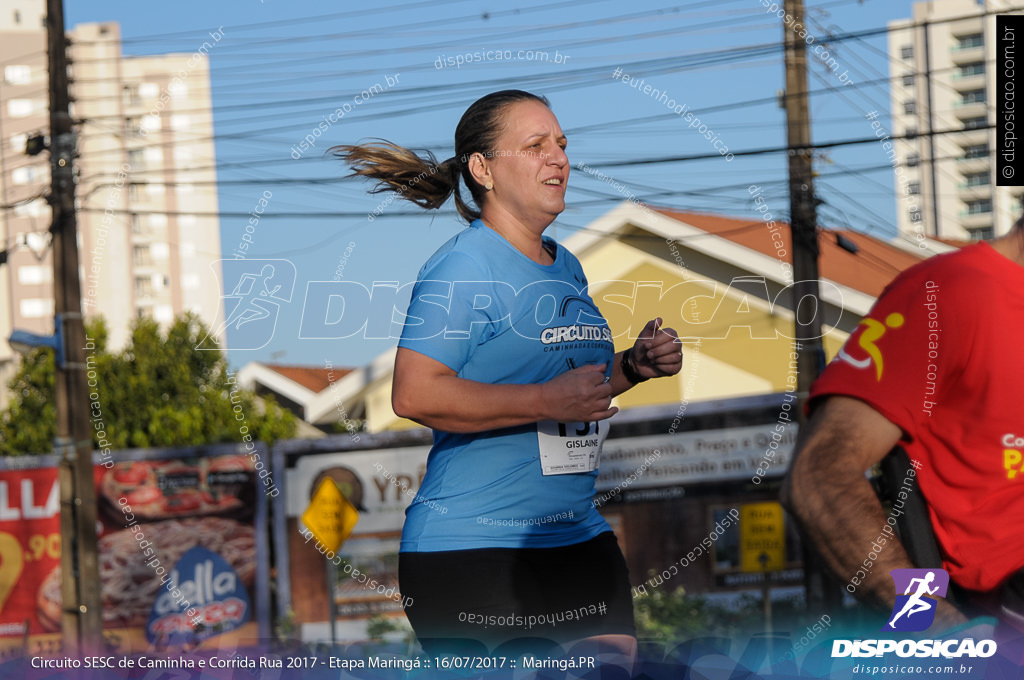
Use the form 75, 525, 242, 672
263, 363, 353, 393
654, 208, 928, 297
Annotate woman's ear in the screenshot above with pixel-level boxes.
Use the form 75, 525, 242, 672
467, 151, 492, 190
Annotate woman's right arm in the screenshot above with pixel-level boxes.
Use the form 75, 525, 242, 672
392, 347, 618, 433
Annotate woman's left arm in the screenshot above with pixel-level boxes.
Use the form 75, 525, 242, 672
609, 317, 683, 397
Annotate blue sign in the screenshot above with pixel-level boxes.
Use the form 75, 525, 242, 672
146, 545, 251, 644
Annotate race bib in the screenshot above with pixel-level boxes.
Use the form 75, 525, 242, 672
537, 420, 609, 476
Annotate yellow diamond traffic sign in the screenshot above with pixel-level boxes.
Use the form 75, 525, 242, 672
301, 477, 359, 554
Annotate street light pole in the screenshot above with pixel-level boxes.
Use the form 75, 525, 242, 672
46, 0, 103, 655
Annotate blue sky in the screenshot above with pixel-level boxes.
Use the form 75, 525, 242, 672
65, 0, 922, 370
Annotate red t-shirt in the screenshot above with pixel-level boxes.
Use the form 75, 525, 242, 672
810, 242, 1024, 592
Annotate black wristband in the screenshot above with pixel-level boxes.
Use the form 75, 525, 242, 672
621, 348, 649, 385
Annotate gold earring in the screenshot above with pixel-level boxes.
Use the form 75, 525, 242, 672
485, 181, 493, 191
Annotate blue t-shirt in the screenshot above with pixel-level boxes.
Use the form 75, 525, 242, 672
397, 219, 616, 552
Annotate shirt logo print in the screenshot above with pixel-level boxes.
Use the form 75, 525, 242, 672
837, 313, 905, 381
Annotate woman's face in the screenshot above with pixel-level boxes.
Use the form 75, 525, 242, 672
480, 99, 568, 228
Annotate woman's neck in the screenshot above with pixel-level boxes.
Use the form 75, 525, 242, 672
480, 214, 553, 265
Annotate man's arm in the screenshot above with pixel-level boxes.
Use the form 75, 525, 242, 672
780, 396, 966, 628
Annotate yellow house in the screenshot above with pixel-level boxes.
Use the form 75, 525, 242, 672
240, 202, 951, 432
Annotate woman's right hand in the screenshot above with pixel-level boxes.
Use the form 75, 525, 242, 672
541, 363, 618, 423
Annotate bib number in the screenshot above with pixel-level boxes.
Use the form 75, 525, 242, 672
537, 419, 609, 476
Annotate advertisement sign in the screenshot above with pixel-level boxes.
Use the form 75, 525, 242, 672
0, 445, 270, 658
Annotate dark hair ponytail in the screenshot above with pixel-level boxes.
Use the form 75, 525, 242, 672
331, 90, 550, 223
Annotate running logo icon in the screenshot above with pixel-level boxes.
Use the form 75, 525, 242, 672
883, 568, 950, 632
199, 259, 296, 350
837, 312, 905, 381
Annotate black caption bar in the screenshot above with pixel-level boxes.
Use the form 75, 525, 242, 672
998, 15, 1024, 186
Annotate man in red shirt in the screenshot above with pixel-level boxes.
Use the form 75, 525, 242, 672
781, 218, 1024, 630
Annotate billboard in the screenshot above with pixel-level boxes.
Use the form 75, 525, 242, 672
0, 444, 270, 658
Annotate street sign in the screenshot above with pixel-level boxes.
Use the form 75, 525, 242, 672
301, 477, 359, 554
740, 502, 786, 572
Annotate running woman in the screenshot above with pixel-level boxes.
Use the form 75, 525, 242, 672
333, 90, 682, 659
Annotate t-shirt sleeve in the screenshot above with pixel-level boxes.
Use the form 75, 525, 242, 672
397, 250, 506, 373
809, 271, 949, 438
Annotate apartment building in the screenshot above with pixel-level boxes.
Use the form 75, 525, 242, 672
0, 0, 224, 407
889, 0, 1024, 241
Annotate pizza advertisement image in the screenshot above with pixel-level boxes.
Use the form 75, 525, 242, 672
0, 463, 61, 660
0, 445, 271, 659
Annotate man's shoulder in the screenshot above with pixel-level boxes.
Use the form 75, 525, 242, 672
881, 243, 1000, 302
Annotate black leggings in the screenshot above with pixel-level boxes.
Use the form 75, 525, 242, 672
399, 532, 635, 655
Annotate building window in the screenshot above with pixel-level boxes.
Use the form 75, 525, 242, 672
140, 114, 161, 133
908, 182, 920, 195
960, 89, 986, 105
4, 65, 31, 85
13, 198, 46, 217
7, 99, 37, 117
903, 100, 916, 115
956, 34, 983, 50
906, 153, 920, 167
902, 72, 914, 87
126, 117, 146, 138
135, 277, 154, 298
128, 148, 145, 168
965, 199, 992, 215
17, 266, 51, 285
131, 213, 143, 233
905, 126, 917, 138
957, 62, 985, 78
964, 171, 990, 187
11, 165, 42, 184
133, 245, 151, 267
963, 144, 989, 159
910, 210, 922, 222
963, 116, 988, 130
20, 298, 52, 318
901, 45, 913, 59
967, 226, 994, 241
123, 85, 141, 107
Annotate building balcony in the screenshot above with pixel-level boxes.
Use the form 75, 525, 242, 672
956, 157, 990, 173
952, 128, 989, 148
950, 44, 985, 64
957, 183, 992, 200
959, 211, 993, 230
951, 72, 986, 91
953, 101, 987, 118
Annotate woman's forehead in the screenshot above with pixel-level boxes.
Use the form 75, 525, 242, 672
498, 100, 563, 140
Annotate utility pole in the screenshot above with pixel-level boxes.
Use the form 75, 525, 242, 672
782, 0, 836, 613
47, 0, 103, 654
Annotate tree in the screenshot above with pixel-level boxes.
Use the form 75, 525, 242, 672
634, 584, 761, 643
0, 312, 295, 455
